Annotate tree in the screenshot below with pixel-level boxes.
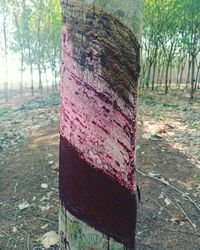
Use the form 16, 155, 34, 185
0, 0, 11, 101
59, 0, 144, 249
180, 0, 200, 98
141, 0, 200, 97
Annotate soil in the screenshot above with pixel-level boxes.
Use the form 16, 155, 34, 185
0, 91, 200, 249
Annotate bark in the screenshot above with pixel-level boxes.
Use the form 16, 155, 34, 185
195, 61, 200, 89
27, 37, 35, 96
59, 0, 143, 249
165, 61, 170, 94
169, 66, 172, 89
164, 42, 175, 95
20, 52, 24, 97
146, 60, 153, 89
43, 64, 49, 93
13, 12, 25, 97
191, 51, 195, 99
179, 58, 187, 87
186, 57, 191, 88
30, 62, 34, 96
38, 63, 43, 94
3, 16, 8, 102
151, 46, 158, 91
156, 51, 162, 90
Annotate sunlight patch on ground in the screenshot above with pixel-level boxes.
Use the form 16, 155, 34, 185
30, 131, 59, 148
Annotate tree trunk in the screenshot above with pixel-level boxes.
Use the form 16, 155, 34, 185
59, 0, 144, 249
30, 63, 34, 96
186, 57, 191, 88
151, 46, 158, 91
179, 59, 186, 88
190, 51, 195, 99
165, 61, 170, 94
20, 52, 24, 97
38, 63, 43, 95
169, 65, 172, 89
195, 61, 200, 90
3, 16, 8, 102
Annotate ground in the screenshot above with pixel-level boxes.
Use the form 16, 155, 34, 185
0, 91, 200, 249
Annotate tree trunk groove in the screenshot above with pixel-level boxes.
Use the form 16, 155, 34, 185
59, 0, 143, 249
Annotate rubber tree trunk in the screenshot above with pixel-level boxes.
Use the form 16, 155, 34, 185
59, 0, 144, 249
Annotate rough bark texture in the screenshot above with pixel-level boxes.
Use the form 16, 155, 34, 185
59, 0, 143, 249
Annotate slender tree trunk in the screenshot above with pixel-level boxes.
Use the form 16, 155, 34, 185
191, 51, 195, 99
151, 46, 158, 91
151, 61, 156, 91
156, 67, 161, 90
27, 45, 35, 96
195, 61, 200, 90
146, 60, 153, 89
43, 65, 49, 94
165, 61, 170, 94
176, 66, 180, 90
156, 51, 162, 90
53, 68, 57, 91
179, 59, 186, 88
3, 16, 8, 102
30, 63, 34, 96
186, 57, 191, 88
38, 63, 43, 95
169, 65, 172, 89
59, 0, 144, 249
139, 50, 145, 88
20, 52, 24, 97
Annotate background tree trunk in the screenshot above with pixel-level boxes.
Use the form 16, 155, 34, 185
3, 16, 8, 102
59, 0, 143, 249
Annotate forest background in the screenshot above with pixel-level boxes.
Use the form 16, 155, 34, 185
0, 0, 199, 100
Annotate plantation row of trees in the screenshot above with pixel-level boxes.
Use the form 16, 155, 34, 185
0, 0, 61, 100
0, 0, 199, 100
141, 0, 200, 98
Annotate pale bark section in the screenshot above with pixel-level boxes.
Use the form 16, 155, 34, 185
59, 0, 143, 249
59, 205, 124, 250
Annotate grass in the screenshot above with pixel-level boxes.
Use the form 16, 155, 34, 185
139, 93, 179, 111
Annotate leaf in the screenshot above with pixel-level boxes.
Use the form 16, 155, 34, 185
159, 192, 165, 199
164, 197, 172, 206
41, 231, 59, 249
171, 213, 186, 223
18, 201, 30, 210
41, 183, 48, 189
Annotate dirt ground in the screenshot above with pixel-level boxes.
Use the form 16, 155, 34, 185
0, 91, 200, 249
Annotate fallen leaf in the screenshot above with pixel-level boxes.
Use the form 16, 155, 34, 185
159, 192, 165, 199
18, 201, 30, 210
12, 227, 17, 233
171, 213, 186, 223
41, 231, 59, 249
41, 183, 48, 189
41, 224, 49, 230
164, 197, 172, 206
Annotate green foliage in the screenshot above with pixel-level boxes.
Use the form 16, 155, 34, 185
142, 0, 200, 96
0, 107, 9, 117
195, 174, 200, 185
191, 122, 198, 129
2, 0, 61, 92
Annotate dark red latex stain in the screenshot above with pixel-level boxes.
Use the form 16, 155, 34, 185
59, 135, 137, 248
